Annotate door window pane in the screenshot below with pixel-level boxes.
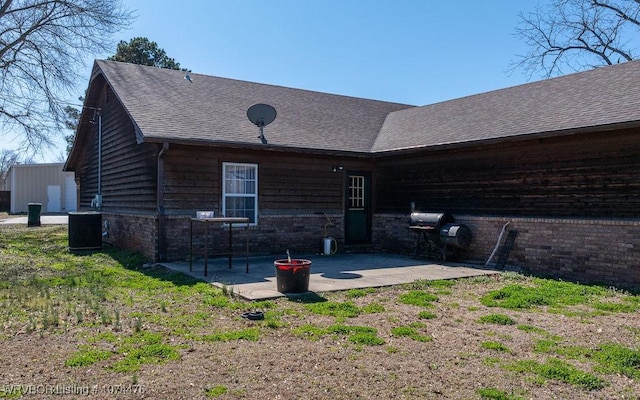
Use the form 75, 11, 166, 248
349, 175, 365, 209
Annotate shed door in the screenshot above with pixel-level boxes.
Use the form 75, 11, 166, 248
47, 185, 61, 213
64, 174, 77, 211
345, 173, 371, 243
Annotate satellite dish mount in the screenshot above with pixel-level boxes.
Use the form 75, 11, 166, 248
247, 103, 277, 144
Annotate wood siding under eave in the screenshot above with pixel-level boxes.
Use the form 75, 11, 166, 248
161, 145, 370, 216
75, 114, 98, 209
374, 128, 640, 218
77, 82, 157, 212
162, 145, 218, 213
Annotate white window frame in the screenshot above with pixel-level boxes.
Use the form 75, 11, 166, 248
222, 162, 258, 225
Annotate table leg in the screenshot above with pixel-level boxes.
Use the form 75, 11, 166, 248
189, 219, 193, 272
245, 222, 249, 273
204, 221, 208, 277
228, 223, 233, 269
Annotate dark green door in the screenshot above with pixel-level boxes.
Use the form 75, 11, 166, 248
345, 172, 371, 244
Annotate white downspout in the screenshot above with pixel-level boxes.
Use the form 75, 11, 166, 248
97, 111, 102, 197
91, 111, 103, 209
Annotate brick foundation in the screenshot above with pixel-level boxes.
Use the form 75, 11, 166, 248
373, 213, 640, 289
101, 212, 158, 261
162, 213, 344, 262
100, 211, 640, 289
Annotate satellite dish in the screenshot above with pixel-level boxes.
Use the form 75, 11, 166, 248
247, 103, 277, 144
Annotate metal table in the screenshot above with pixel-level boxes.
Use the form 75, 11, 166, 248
189, 217, 250, 276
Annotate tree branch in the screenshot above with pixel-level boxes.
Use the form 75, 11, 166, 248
591, 0, 640, 26
0, 0, 134, 153
510, 0, 640, 79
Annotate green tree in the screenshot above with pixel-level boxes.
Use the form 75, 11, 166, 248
65, 38, 186, 155
511, 0, 640, 78
108, 37, 184, 70
64, 100, 82, 155
0, 0, 134, 153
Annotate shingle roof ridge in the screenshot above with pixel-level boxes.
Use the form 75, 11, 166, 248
96, 59, 414, 108
419, 59, 640, 109
94, 59, 414, 153
373, 59, 640, 153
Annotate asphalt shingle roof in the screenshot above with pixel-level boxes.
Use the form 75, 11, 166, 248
95, 60, 413, 153
92, 59, 640, 155
373, 59, 640, 152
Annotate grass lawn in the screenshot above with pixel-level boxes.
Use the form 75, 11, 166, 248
0, 225, 639, 399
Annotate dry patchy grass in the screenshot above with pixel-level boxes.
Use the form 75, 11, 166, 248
0, 225, 639, 399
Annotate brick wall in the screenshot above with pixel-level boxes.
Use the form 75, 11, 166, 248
101, 210, 640, 289
101, 212, 158, 261
373, 213, 640, 289
163, 213, 344, 262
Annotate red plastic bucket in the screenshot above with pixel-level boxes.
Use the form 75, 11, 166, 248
274, 259, 311, 293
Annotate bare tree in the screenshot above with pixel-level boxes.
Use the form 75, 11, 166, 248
0, 149, 20, 189
511, 0, 640, 78
0, 0, 134, 154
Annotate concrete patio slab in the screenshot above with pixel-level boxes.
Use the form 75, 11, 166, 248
161, 253, 499, 300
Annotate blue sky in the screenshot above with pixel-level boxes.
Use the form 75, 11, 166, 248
41, 0, 541, 161
116, 0, 536, 105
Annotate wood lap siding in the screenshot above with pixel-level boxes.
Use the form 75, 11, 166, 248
259, 155, 346, 213
77, 83, 157, 212
162, 146, 365, 215
77, 131, 99, 209
101, 110, 157, 211
162, 146, 219, 213
374, 129, 640, 218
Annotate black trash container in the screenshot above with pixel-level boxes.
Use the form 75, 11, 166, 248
274, 259, 311, 293
27, 203, 42, 227
68, 211, 102, 251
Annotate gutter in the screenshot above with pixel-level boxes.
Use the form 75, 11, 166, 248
141, 137, 373, 159
90, 110, 103, 209
371, 120, 640, 158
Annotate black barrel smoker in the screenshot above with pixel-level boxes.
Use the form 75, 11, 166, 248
408, 212, 472, 262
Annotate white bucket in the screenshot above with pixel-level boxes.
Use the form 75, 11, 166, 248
323, 237, 337, 255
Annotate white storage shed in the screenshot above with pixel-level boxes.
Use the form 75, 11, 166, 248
8, 163, 77, 214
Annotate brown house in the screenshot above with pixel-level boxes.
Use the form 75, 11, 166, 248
65, 60, 640, 288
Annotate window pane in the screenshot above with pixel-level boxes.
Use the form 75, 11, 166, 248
349, 175, 365, 208
244, 180, 255, 194
225, 196, 256, 223
225, 165, 256, 194
223, 163, 258, 224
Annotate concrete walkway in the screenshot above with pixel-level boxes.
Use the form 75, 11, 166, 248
161, 253, 499, 300
0, 215, 69, 225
